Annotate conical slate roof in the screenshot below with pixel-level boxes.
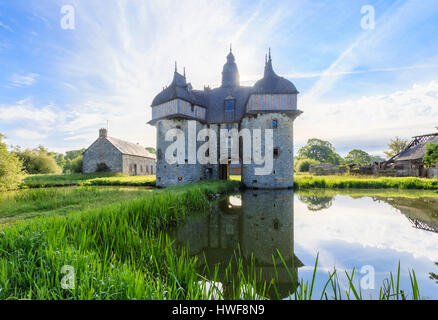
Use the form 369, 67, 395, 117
152, 68, 205, 107
252, 51, 298, 95
221, 47, 240, 88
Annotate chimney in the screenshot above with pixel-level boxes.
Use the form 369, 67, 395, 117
99, 128, 108, 138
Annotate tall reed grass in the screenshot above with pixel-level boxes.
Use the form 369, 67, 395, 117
0, 180, 424, 300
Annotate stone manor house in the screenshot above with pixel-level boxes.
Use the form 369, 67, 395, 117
149, 48, 302, 189
83, 128, 156, 175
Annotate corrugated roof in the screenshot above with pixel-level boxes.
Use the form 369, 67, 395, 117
106, 136, 156, 159
395, 135, 438, 161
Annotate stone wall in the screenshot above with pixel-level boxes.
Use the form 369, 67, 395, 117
83, 137, 123, 173
122, 154, 156, 176
155, 119, 208, 187
241, 113, 295, 189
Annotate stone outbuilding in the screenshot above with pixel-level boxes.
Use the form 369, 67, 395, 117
83, 128, 156, 175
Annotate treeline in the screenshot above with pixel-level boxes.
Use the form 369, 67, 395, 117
0, 133, 85, 191
295, 138, 390, 172
11, 146, 85, 175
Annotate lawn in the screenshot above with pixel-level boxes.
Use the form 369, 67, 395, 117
21, 173, 156, 188
294, 173, 438, 190
0, 186, 153, 226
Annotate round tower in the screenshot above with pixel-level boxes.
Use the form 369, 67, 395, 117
150, 66, 208, 187
241, 50, 302, 189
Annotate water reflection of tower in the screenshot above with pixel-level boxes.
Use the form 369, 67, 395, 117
172, 189, 303, 299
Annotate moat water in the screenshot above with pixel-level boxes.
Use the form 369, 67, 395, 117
169, 189, 438, 299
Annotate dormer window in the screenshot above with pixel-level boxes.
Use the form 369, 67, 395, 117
225, 97, 235, 113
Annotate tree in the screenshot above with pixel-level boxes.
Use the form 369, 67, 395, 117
64, 156, 83, 173
0, 134, 23, 191
294, 158, 320, 172
384, 137, 409, 159
13, 147, 61, 174
146, 147, 156, 155
344, 149, 372, 165
424, 143, 438, 167
65, 149, 85, 161
297, 138, 342, 164
370, 155, 386, 163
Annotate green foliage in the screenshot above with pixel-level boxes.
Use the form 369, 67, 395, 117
370, 155, 386, 163
384, 137, 409, 159
344, 149, 372, 165
297, 138, 342, 164
424, 143, 438, 167
295, 158, 320, 172
0, 134, 23, 191
13, 147, 61, 174
95, 162, 109, 173
63, 156, 83, 173
145, 147, 156, 155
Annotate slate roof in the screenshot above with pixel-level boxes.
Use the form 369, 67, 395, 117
151, 71, 206, 107
151, 49, 298, 124
106, 136, 156, 159
252, 57, 299, 95
394, 134, 438, 161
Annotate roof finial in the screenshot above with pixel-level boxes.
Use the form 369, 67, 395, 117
268, 48, 271, 61
265, 54, 267, 64
230, 43, 232, 53
183, 67, 186, 78
175, 61, 177, 73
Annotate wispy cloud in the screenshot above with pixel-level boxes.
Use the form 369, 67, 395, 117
7, 73, 40, 87
0, 21, 13, 32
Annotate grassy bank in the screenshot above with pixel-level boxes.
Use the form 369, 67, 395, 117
294, 174, 438, 190
21, 173, 156, 188
0, 180, 423, 300
0, 186, 153, 224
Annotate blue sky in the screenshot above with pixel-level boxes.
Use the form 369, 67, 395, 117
0, 0, 437, 156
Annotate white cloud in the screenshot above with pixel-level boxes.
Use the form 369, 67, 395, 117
296, 81, 438, 155
294, 195, 438, 268
0, 21, 12, 32
13, 129, 48, 140
8, 73, 40, 87
0, 102, 57, 124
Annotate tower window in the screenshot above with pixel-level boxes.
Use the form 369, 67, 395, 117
274, 148, 279, 159
273, 119, 278, 128
225, 99, 235, 112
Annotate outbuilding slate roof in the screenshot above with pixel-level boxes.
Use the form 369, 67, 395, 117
394, 134, 438, 161
106, 136, 156, 159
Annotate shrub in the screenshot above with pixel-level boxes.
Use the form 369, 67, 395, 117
424, 143, 438, 167
0, 134, 23, 191
295, 158, 320, 172
96, 162, 110, 173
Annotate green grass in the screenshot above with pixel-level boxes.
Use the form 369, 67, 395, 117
0, 186, 153, 224
294, 174, 438, 190
0, 180, 424, 300
21, 173, 157, 189
21, 173, 121, 188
